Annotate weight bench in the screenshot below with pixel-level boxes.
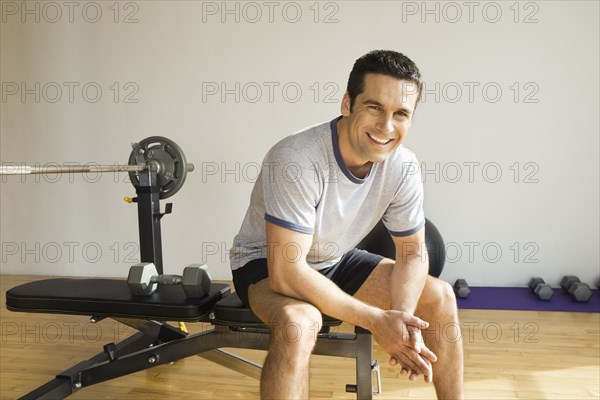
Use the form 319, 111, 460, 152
2, 137, 446, 399
6, 277, 381, 399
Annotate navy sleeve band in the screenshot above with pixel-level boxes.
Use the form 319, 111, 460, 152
387, 219, 425, 237
265, 214, 314, 234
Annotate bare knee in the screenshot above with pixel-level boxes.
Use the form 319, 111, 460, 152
270, 304, 322, 358
419, 277, 458, 317
437, 279, 457, 307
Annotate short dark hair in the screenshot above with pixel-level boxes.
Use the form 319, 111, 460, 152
346, 50, 422, 112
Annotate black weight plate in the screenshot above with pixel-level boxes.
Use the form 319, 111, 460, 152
128, 136, 188, 199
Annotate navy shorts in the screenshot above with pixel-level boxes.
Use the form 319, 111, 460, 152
232, 248, 385, 308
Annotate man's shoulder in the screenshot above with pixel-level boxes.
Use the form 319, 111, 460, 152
375, 144, 420, 182
266, 119, 332, 163
385, 143, 419, 165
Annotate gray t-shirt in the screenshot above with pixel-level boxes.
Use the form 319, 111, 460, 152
229, 116, 424, 271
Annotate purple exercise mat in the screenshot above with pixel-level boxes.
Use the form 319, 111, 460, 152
456, 287, 600, 313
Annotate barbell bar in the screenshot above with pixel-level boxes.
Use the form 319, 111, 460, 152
1, 136, 194, 199
0, 163, 194, 175
1, 164, 147, 175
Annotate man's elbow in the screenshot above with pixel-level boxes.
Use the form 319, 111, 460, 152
268, 261, 306, 298
267, 266, 291, 295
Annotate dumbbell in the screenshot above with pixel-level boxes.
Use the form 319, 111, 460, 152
528, 277, 553, 300
560, 275, 592, 303
127, 262, 211, 298
453, 279, 470, 298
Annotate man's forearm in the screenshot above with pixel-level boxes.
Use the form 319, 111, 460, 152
270, 261, 382, 330
390, 254, 429, 314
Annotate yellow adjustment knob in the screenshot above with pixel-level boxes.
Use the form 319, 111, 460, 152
124, 197, 133, 203
178, 322, 188, 333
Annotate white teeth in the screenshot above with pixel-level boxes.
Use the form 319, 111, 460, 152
367, 133, 391, 144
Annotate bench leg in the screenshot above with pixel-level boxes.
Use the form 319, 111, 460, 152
200, 349, 262, 380
18, 329, 158, 399
355, 327, 374, 400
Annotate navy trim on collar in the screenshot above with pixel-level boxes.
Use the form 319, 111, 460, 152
330, 116, 377, 184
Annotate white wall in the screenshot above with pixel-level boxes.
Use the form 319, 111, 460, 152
1, 1, 598, 287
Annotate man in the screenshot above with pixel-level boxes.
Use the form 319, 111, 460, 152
230, 50, 464, 399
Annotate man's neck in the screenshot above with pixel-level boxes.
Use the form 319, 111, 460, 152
348, 162, 372, 179
336, 117, 372, 179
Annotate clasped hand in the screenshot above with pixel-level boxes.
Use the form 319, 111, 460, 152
372, 310, 437, 383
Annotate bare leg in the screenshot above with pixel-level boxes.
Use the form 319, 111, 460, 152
354, 259, 464, 399
248, 279, 323, 399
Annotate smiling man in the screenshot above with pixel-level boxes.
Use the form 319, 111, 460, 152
230, 50, 464, 399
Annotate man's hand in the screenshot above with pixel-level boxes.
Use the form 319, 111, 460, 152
371, 310, 437, 383
391, 328, 436, 383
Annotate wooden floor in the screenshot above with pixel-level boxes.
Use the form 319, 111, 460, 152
0, 275, 598, 399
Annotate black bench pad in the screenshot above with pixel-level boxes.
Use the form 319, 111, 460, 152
213, 292, 342, 327
6, 278, 230, 321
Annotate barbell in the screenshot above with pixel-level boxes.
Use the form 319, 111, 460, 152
0, 136, 194, 199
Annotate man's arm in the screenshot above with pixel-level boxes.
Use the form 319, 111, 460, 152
265, 221, 435, 378
388, 227, 433, 380
390, 228, 429, 314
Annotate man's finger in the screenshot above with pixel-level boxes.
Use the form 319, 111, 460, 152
395, 354, 421, 375
419, 343, 438, 363
423, 370, 433, 384
409, 330, 421, 352
410, 330, 438, 363
402, 314, 429, 329
399, 348, 433, 378
405, 350, 432, 377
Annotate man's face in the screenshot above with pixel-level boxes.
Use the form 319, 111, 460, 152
340, 74, 419, 166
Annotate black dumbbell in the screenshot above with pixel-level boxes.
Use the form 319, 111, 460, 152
127, 262, 211, 298
560, 275, 580, 291
560, 275, 592, 303
453, 279, 470, 298
528, 277, 553, 300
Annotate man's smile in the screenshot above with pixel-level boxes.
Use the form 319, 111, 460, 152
366, 132, 393, 146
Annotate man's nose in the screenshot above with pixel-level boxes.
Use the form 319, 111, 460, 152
376, 114, 394, 135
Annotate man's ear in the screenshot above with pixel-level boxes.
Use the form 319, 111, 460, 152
341, 91, 351, 116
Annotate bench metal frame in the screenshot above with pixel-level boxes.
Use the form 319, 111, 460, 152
8, 172, 380, 399
17, 315, 379, 399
